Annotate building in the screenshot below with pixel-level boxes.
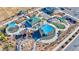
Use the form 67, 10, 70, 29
32, 24, 56, 41
41, 7, 56, 15
25, 16, 42, 28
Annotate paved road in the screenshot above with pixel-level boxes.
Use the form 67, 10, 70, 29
59, 7, 79, 19
64, 36, 79, 51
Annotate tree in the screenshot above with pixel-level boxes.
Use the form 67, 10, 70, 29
0, 32, 8, 42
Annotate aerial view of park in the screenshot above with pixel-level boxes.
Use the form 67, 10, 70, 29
0, 7, 79, 51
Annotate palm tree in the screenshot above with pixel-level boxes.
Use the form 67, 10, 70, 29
0, 32, 8, 42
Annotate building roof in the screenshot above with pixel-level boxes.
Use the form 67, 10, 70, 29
29, 16, 41, 25
32, 30, 41, 41
25, 16, 41, 27
41, 7, 55, 15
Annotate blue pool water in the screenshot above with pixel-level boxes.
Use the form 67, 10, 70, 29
8, 22, 17, 28
41, 24, 55, 35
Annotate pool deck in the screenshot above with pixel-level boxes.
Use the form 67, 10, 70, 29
0, 7, 79, 51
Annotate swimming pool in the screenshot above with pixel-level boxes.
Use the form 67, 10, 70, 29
8, 22, 17, 28
40, 24, 55, 35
